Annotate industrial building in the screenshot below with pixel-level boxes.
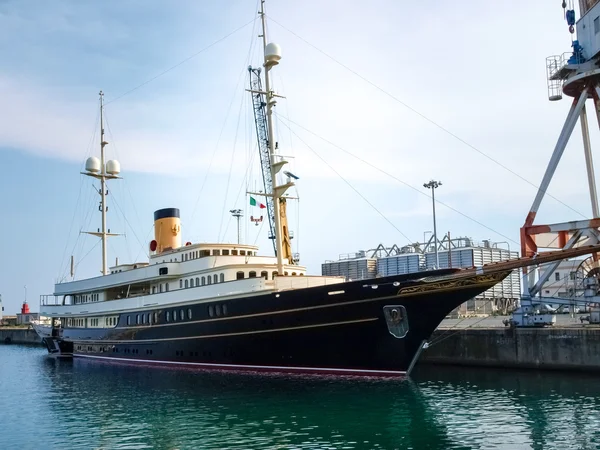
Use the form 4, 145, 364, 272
322, 236, 522, 317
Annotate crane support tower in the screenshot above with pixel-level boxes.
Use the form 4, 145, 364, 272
512, 1, 600, 326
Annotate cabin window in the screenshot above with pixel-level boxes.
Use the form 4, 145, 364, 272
207, 276, 212, 285
208, 305, 214, 317
196, 251, 199, 258
222, 304, 228, 315
172, 310, 177, 322
261, 271, 268, 279
136, 315, 140, 325
196, 277, 200, 286
213, 249, 221, 256
213, 274, 218, 284
232, 250, 238, 256
201, 276, 206, 286
285, 271, 289, 276
184, 254, 187, 262
249, 271, 256, 278
272, 272, 278, 279
222, 249, 230, 256
180, 280, 183, 289
240, 250, 246, 256
152, 286, 156, 294
185, 279, 189, 288
200, 250, 210, 257
190, 279, 194, 288
236, 271, 244, 280
292, 272, 297, 276
215, 304, 222, 317
300, 273, 304, 276
180, 309, 185, 321
187, 308, 192, 320
166, 311, 170, 322
166, 283, 170, 292
220, 273, 225, 283
127, 316, 131, 326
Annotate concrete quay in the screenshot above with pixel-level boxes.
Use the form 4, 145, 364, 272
0, 327, 43, 345
420, 315, 600, 372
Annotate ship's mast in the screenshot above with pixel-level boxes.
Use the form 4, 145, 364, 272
259, 0, 291, 276
82, 91, 121, 275
99, 91, 108, 275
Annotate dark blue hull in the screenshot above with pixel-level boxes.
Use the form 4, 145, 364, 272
44, 270, 509, 376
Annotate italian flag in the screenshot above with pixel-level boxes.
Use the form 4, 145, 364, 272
250, 196, 266, 209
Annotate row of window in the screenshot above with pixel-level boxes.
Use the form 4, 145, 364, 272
127, 312, 159, 326
67, 316, 118, 328
66, 301, 231, 329
182, 248, 257, 262
73, 293, 100, 304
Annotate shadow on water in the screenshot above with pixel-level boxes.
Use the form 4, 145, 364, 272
6, 346, 600, 449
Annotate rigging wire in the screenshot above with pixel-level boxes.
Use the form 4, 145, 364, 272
194, 14, 260, 235
58, 107, 100, 279
276, 119, 413, 243
189, 63, 253, 226
103, 110, 146, 259
104, 18, 256, 106
267, 15, 590, 221
217, 85, 246, 242
73, 240, 101, 277
277, 113, 521, 246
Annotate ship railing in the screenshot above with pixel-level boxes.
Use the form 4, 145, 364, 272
40, 294, 69, 306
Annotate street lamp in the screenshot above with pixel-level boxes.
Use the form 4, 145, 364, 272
423, 180, 442, 268
229, 209, 243, 244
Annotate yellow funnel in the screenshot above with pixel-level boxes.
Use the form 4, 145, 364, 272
154, 208, 181, 253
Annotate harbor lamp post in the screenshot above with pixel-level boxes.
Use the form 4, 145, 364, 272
423, 180, 442, 268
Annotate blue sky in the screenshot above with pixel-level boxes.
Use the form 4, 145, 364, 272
0, 0, 596, 314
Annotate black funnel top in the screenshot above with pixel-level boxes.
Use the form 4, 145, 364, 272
154, 208, 180, 221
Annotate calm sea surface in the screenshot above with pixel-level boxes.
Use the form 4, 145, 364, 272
2, 345, 600, 449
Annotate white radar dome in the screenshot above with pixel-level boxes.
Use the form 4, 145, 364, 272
85, 156, 101, 173
106, 159, 121, 175
265, 43, 281, 66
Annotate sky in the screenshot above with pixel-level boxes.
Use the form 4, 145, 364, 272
0, 0, 596, 314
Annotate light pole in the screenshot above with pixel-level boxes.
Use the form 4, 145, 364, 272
230, 209, 243, 244
423, 180, 442, 268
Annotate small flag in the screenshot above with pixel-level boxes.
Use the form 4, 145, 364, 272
250, 196, 266, 209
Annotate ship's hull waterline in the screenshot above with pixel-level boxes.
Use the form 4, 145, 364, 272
42, 270, 509, 377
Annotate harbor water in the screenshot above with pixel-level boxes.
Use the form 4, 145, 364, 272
2, 345, 600, 449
